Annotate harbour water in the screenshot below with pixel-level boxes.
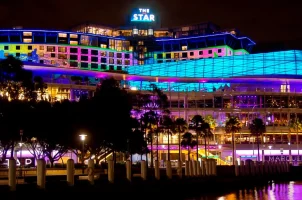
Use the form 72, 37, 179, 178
187, 181, 302, 200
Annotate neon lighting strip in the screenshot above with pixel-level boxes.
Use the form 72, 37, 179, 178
155, 33, 256, 45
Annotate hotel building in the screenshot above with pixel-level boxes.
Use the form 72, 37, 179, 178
0, 8, 301, 165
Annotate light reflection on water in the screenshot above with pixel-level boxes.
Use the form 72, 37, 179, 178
217, 181, 302, 200
186, 181, 302, 200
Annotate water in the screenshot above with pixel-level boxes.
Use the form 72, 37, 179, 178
187, 181, 302, 200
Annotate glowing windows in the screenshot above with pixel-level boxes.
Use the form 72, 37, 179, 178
47, 46, 55, 52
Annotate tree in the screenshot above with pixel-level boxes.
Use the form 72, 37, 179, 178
191, 115, 204, 161
33, 76, 47, 100
181, 132, 197, 161
0, 56, 35, 100
160, 114, 174, 161
249, 118, 266, 162
142, 110, 158, 167
290, 118, 302, 156
174, 118, 188, 161
200, 122, 213, 159
92, 78, 134, 163
205, 115, 217, 142
225, 116, 242, 165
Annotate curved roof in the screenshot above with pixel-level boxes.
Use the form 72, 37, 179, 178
127, 50, 302, 80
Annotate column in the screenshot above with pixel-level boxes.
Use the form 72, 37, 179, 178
155, 160, 160, 180
8, 159, 16, 191
126, 160, 132, 182
108, 160, 114, 183
87, 159, 94, 185
66, 159, 74, 186
141, 160, 147, 180
166, 160, 172, 179
37, 159, 46, 189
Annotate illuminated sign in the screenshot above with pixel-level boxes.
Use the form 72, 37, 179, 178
131, 8, 155, 22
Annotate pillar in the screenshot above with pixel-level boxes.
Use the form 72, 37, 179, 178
185, 161, 190, 176
204, 160, 208, 176
166, 160, 172, 179
213, 159, 217, 176
37, 159, 46, 189
189, 160, 193, 176
155, 160, 160, 180
196, 161, 201, 176
235, 160, 239, 176
126, 160, 131, 182
66, 159, 74, 186
264, 161, 269, 174
177, 160, 182, 178
192, 160, 196, 176
8, 159, 16, 191
141, 160, 147, 180
108, 160, 114, 183
240, 161, 245, 176
87, 159, 94, 185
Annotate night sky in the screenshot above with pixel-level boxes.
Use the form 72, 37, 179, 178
1, 0, 302, 52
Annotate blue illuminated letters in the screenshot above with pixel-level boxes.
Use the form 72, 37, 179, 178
131, 8, 155, 22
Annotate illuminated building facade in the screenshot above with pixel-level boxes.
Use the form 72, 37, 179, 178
1, 8, 301, 164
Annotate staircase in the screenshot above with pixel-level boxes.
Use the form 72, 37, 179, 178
198, 149, 230, 165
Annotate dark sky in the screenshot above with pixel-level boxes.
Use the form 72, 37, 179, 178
1, 0, 302, 51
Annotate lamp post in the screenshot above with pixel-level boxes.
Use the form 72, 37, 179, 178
19, 130, 23, 177
79, 134, 87, 174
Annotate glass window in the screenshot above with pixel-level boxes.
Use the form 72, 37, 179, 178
199, 51, 203, 55
70, 48, 78, 53
100, 51, 106, 56
58, 47, 67, 53
16, 46, 20, 50
58, 54, 67, 59
51, 53, 56, 58
101, 58, 107, 63
4, 46, 9, 50
70, 55, 78, 60
91, 63, 98, 69
59, 33, 67, 38
47, 46, 55, 52
70, 34, 78, 39
124, 60, 130, 65
39, 46, 44, 50
91, 57, 98, 62
70, 62, 78, 67
101, 64, 107, 70
81, 49, 89, 54
109, 58, 114, 64
91, 50, 98, 55
109, 52, 114, 57
81, 62, 89, 68
117, 53, 122, 58
125, 54, 130, 59
81, 56, 88, 61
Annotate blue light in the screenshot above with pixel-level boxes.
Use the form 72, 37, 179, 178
155, 33, 256, 45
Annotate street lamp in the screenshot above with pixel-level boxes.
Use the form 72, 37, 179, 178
79, 134, 87, 174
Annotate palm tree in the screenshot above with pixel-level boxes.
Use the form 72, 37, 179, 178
161, 114, 174, 161
200, 122, 213, 159
225, 116, 242, 165
290, 117, 302, 156
191, 115, 204, 161
205, 115, 217, 142
174, 118, 188, 161
142, 110, 158, 167
249, 118, 266, 162
181, 132, 197, 161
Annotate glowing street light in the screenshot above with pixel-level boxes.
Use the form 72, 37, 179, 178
79, 134, 87, 174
